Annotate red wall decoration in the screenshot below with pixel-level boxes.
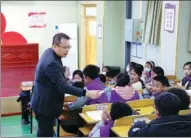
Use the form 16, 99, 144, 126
1, 12, 27, 44
1, 12, 39, 97
1, 44, 39, 97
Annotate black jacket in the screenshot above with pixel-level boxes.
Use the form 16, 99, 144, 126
128, 115, 191, 137
31, 48, 85, 117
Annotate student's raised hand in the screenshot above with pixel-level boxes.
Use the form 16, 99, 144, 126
86, 90, 101, 99
101, 110, 111, 121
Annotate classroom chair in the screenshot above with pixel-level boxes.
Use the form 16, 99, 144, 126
20, 81, 34, 134
179, 109, 191, 115
111, 114, 157, 137
127, 99, 154, 108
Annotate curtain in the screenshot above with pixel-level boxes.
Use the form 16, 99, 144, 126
142, 1, 162, 45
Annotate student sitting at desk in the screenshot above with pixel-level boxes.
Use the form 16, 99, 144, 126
168, 88, 190, 110
150, 75, 170, 99
143, 66, 165, 99
72, 69, 84, 83
110, 74, 140, 103
89, 102, 133, 137
129, 64, 145, 91
67, 65, 106, 110
128, 92, 191, 137
143, 61, 155, 85
182, 62, 191, 90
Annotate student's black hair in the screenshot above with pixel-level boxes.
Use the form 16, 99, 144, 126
115, 74, 130, 87
83, 65, 99, 80
102, 66, 111, 72
129, 62, 137, 69
52, 33, 70, 45
130, 64, 145, 89
106, 71, 116, 78
154, 92, 181, 116
116, 73, 126, 82
153, 75, 170, 87
146, 61, 155, 69
110, 102, 132, 121
167, 88, 190, 110
183, 61, 191, 69
72, 70, 84, 80
130, 64, 143, 77
72, 81, 84, 89
152, 66, 165, 76
96, 66, 100, 73
98, 74, 106, 83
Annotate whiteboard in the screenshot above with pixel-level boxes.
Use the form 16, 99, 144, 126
58, 23, 78, 78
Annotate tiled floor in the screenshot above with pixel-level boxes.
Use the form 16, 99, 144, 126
1, 115, 37, 137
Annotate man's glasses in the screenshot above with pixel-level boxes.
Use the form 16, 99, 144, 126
59, 45, 72, 50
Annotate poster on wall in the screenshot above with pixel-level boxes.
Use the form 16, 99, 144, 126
28, 12, 46, 28
164, 3, 176, 33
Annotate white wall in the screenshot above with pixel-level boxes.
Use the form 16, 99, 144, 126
1, 1, 78, 57
176, 1, 191, 79
131, 1, 179, 76
103, 1, 126, 71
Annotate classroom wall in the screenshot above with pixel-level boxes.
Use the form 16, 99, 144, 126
176, 1, 191, 80
131, 1, 181, 76
1, 1, 78, 58
103, 1, 126, 71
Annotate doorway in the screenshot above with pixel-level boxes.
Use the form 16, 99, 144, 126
82, 4, 97, 66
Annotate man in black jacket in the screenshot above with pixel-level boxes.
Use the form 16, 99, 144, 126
128, 92, 191, 137
31, 33, 101, 137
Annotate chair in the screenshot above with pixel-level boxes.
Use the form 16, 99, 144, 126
127, 99, 154, 108
179, 109, 191, 115
111, 114, 157, 137
113, 114, 157, 127
20, 81, 34, 134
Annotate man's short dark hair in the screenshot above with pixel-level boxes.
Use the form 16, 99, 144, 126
52, 33, 70, 46
153, 75, 170, 87
154, 92, 181, 116
110, 102, 132, 121
83, 65, 99, 80
168, 88, 190, 110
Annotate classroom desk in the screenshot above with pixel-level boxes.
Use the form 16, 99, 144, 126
20, 86, 33, 91
134, 106, 155, 115
79, 106, 155, 125
79, 110, 103, 124
111, 126, 131, 137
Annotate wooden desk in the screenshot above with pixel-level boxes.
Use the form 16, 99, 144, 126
134, 106, 155, 115
111, 126, 131, 137
20, 86, 33, 91
79, 110, 103, 124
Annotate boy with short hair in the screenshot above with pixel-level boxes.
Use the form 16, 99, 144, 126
128, 92, 191, 137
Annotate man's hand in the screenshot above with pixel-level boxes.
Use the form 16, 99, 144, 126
86, 90, 101, 99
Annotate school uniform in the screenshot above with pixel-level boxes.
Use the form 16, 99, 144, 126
110, 86, 140, 103
89, 120, 114, 137
128, 115, 191, 137
182, 76, 191, 90
68, 78, 106, 110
